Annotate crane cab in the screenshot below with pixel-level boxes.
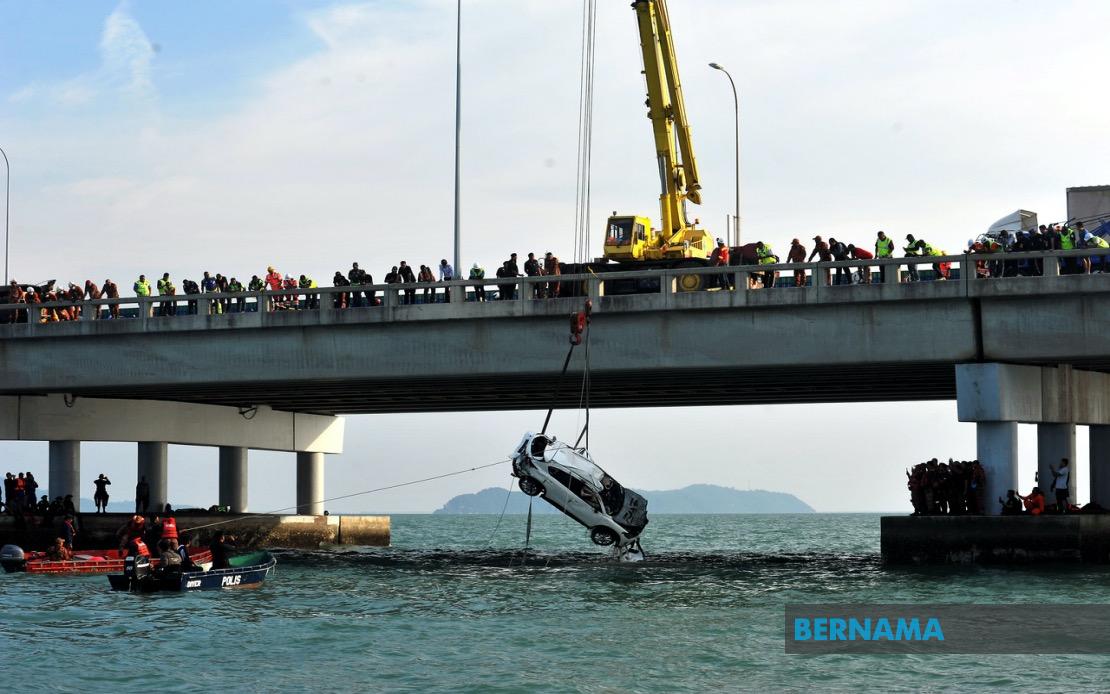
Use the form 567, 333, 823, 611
603, 215, 653, 262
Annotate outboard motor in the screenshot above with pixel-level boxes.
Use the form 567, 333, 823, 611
123, 555, 153, 591
0, 544, 26, 573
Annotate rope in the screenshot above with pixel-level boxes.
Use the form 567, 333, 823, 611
483, 477, 516, 547
180, 459, 508, 533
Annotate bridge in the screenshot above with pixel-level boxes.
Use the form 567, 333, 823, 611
3, 248, 1109, 517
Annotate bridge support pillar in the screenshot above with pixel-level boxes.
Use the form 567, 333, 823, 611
138, 442, 168, 512
1091, 426, 1110, 507
296, 452, 324, 515
976, 422, 1018, 516
1037, 423, 1076, 505
48, 441, 81, 511
218, 446, 248, 513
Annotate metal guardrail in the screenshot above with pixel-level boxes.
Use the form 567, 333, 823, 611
2, 247, 1108, 331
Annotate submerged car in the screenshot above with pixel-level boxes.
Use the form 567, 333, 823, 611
511, 432, 648, 554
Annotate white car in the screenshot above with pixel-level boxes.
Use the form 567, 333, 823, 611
511, 432, 648, 554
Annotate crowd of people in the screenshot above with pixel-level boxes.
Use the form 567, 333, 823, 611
907, 456, 1110, 516
906, 459, 988, 515
4, 250, 575, 323
4, 222, 1108, 323
745, 223, 1110, 289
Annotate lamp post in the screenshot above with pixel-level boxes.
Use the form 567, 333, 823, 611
452, 0, 462, 278
0, 146, 8, 284
708, 62, 740, 247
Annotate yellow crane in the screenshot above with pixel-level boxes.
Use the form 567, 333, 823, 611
600, 0, 714, 290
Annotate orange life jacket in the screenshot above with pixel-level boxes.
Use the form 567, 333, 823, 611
161, 517, 178, 540
130, 538, 150, 557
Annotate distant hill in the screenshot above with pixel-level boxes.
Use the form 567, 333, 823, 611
434, 484, 815, 514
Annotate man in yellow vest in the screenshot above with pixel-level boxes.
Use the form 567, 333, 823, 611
133, 274, 152, 317
756, 241, 778, 288
875, 231, 895, 282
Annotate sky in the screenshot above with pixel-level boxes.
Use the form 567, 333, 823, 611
1, 0, 1107, 513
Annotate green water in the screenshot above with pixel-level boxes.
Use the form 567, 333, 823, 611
3, 513, 1110, 692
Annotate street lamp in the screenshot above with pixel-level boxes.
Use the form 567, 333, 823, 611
0, 146, 8, 284
708, 62, 740, 247
452, 0, 462, 278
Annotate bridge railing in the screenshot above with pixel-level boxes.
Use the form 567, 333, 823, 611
1, 247, 1107, 328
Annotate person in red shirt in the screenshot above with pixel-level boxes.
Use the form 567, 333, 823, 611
786, 238, 808, 287
846, 244, 874, 284
264, 266, 283, 311
709, 239, 731, 289
1017, 487, 1046, 516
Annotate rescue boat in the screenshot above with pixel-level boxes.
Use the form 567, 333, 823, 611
0, 544, 212, 575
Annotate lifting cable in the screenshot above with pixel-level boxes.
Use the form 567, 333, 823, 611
181, 459, 509, 534
573, 0, 599, 265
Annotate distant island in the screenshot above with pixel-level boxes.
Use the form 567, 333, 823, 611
434, 484, 815, 514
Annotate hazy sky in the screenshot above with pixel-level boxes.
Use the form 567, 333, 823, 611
1, 1, 1106, 513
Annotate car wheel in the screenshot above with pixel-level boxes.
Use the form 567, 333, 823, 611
518, 477, 543, 497
590, 527, 618, 546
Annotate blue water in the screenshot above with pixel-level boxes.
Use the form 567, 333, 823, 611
3, 513, 1110, 692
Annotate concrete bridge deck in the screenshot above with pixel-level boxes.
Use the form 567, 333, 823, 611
2, 250, 1108, 414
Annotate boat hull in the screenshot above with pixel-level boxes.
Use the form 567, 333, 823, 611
4, 547, 212, 575
108, 552, 276, 592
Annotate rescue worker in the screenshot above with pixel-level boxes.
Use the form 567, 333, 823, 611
755, 241, 778, 288
83, 280, 102, 320
247, 275, 265, 312
828, 237, 849, 285
846, 244, 874, 284
1085, 231, 1110, 275
117, 513, 145, 550
469, 263, 486, 302
209, 530, 237, 570
227, 277, 245, 312
1058, 224, 1076, 275
347, 263, 365, 307
157, 540, 182, 569
710, 239, 732, 289
46, 537, 72, 561
264, 266, 283, 311
156, 272, 176, 317
915, 240, 949, 280
786, 238, 807, 287
215, 274, 230, 313
298, 274, 318, 310
543, 254, 561, 299
7, 280, 26, 324
875, 231, 895, 282
133, 274, 152, 317
807, 236, 832, 286
903, 235, 920, 282
160, 512, 179, 551
282, 275, 298, 309
62, 514, 78, 550
332, 271, 350, 309
126, 535, 151, 559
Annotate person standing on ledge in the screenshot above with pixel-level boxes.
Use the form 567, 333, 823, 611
1050, 458, 1071, 513
93, 474, 111, 514
135, 476, 150, 514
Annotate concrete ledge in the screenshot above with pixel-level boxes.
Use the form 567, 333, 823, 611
0, 512, 390, 551
881, 515, 1110, 564
0, 394, 344, 452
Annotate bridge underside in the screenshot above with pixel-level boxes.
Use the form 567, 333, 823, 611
13, 363, 957, 414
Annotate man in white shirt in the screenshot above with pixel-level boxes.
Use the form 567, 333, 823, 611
1050, 458, 1071, 513
438, 259, 455, 303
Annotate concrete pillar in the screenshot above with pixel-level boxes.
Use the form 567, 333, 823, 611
1091, 426, 1110, 507
977, 422, 1018, 515
1037, 423, 1076, 503
218, 446, 248, 513
48, 440, 81, 511
137, 442, 168, 513
296, 452, 324, 515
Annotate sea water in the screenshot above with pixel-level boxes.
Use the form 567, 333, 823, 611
3, 513, 1110, 692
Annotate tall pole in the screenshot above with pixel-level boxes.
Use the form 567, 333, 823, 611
452, 0, 462, 276
709, 63, 740, 246
0, 146, 8, 284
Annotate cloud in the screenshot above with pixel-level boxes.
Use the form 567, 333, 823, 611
99, 2, 155, 96
8, 2, 155, 108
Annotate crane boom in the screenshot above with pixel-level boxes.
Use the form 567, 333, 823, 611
602, 0, 712, 273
